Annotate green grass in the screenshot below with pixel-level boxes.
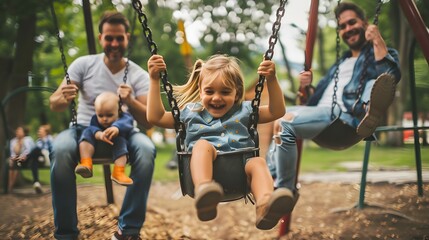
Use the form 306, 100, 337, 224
21, 142, 429, 186
299, 141, 429, 172
21, 144, 179, 185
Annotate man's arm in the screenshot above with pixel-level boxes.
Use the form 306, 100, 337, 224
366, 25, 388, 61
367, 25, 401, 82
118, 83, 152, 129
49, 79, 79, 112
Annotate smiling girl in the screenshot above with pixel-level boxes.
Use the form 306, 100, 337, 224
147, 54, 295, 230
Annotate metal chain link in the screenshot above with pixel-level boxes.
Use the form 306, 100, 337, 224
248, 0, 287, 149
49, 0, 77, 126
330, 2, 342, 120
119, 11, 137, 115
132, 0, 186, 152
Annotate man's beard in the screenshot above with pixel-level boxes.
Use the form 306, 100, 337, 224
343, 27, 367, 51
104, 46, 126, 61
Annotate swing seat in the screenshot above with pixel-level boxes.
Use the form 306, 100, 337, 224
312, 118, 363, 151
177, 147, 258, 202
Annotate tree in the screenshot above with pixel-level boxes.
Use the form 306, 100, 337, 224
178, 0, 282, 67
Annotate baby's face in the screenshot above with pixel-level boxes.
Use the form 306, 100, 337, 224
95, 105, 119, 128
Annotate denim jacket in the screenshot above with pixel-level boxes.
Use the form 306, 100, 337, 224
308, 43, 401, 117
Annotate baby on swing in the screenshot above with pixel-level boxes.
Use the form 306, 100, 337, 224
147, 54, 295, 230
75, 91, 134, 186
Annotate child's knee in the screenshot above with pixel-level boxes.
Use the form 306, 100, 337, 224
245, 157, 267, 172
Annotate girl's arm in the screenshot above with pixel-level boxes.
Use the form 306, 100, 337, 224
147, 55, 175, 129
257, 60, 286, 123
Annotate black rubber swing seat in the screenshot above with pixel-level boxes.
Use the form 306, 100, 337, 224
312, 118, 363, 151
177, 147, 258, 202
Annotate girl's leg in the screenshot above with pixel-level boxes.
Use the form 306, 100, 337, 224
191, 140, 223, 221
246, 157, 294, 230
190, 140, 217, 188
245, 156, 273, 202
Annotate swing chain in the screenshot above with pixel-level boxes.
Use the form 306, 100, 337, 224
351, 0, 383, 117
132, 0, 186, 152
132, 0, 158, 55
119, 11, 137, 115
330, 0, 342, 121
49, 0, 77, 126
248, 0, 287, 148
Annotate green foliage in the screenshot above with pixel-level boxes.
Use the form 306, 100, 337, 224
2, 0, 429, 142
406, 53, 429, 113
180, 0, 281, 67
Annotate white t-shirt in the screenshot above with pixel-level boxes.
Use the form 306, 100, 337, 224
317, 57, 357, 111
67, 53, 149, 126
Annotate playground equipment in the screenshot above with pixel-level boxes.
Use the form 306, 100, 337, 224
279, 0, 429, 236
1, 85, 55, 194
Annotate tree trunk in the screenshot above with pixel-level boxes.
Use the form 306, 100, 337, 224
0, 13, 37, 188
5, 13, 37, 131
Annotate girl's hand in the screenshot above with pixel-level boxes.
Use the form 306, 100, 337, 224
258, 60, 276, 81
147, 55, 167, 81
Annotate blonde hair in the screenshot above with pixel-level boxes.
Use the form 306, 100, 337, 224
173, 54, 245, 109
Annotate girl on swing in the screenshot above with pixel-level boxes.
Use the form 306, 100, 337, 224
147, 54, 294, 230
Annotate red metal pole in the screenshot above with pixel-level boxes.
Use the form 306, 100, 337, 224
279, 0, 319, 236
399, 0, 429, 65
297, 0, 319, 105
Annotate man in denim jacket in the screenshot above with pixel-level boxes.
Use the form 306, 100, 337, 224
268, 2, 401, 202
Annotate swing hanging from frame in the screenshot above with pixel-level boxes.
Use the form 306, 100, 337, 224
309, 0, 384, 151
49, 0, 138, 204
132, 0, 288, 202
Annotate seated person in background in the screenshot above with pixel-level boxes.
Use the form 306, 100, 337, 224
8, 126, 42, 193
147, 54, 295, 230
31, 124, 54, 167
75, 92, 134, 186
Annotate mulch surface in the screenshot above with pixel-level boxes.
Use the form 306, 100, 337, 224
1, 181, 428, 239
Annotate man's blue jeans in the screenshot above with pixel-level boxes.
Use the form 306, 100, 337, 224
50, 126, 156, 239
266, 79, 374, 191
